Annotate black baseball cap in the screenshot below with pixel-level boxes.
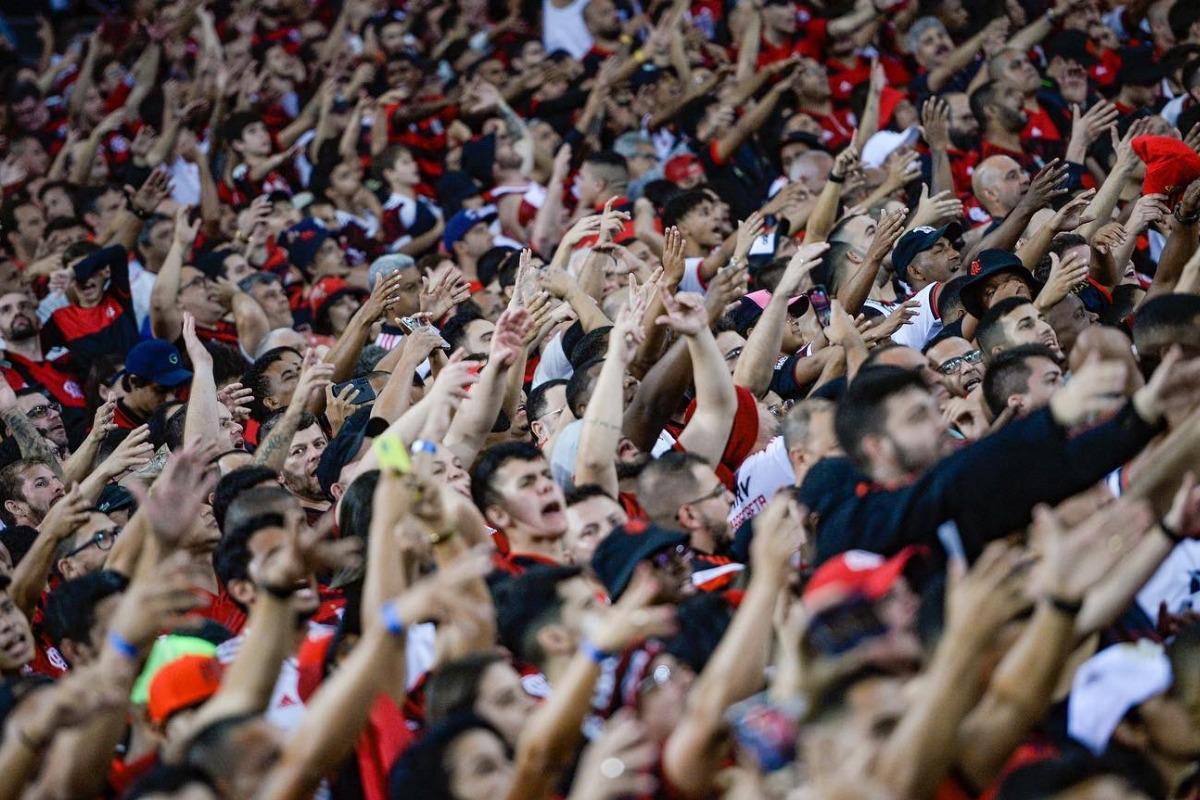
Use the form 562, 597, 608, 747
97, 484, 136, 516
591, 520, 688, 600
892, 223, 961, 284
315, 406, 372, 499
958, 249, 1040, 319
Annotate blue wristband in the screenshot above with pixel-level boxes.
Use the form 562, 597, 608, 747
411, 439, 437, 456
108, 631, 139, 660
580, 639, 611, 664
382, 602, 406, 637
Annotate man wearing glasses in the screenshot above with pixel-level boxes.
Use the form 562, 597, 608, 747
54, 511, 121, 581
11, 389, 71, 459
924, 336, 986, 398
636, 452, 744, 594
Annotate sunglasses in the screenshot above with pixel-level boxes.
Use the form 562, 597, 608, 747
25, 400, 62, 420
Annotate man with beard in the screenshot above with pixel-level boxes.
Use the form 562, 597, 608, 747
263, 412, 329, 521
637, 452, 744, 593
808, 352, 1193, 563
10, 389, 71, 460
0, 292, 88, 443
0, 458, 65, 528
970, 82, 1033, 169
988, 48, 1072, 165
941, 92, 982, 202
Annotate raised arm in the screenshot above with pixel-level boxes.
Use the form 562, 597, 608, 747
734, 237, 825, 396
927, 17, 1006, 94
576, 284, 648, 496
150, 207, 200, 341
662, 495, 805, 799
667, 292, 738, 467
253, 351, 334, 471
445, 308, 533, 464
181, 313, 222, 447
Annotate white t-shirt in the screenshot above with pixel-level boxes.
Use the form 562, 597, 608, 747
891, 281, 942, 350
728, 436, 795, 531
679, 256, 708, 295
543, 0, 594, 59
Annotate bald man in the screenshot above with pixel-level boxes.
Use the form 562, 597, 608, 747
972, 155, 1030, 223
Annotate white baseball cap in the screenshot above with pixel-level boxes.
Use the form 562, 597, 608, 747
1067, 640, 1172, 755
861, 126, 921, 169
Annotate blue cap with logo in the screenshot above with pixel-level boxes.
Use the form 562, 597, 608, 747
125, 339, 192, 388
442, 208, 497, 252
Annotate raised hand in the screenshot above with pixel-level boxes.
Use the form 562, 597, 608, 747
258, 511, 360, 596
217, 382, 254, 421
777, 241, 829, 296
324, 383, 361, 436
865, 206, 908, 264
1049, 354, 1128, 427
38, 485, 90, 542
864, 298, 921, 341
173, 206, 201, 249
282, 351, 332, 415
419, 264, 471, 322
1033, 496, 1153, 601
1049, 188, 1097, 232
945, 540, 1033, 639
490, 307, 533, 368
106, 425, 156, 475
911, 185, 963, 230
1067, 101, 1120, 159
733, 211, 766, 263
660, 226, 686, 286
128, 441, 222, 547
608, 278, 649, 365
1020, 160, 1070, 211
919, 97, 950, 151
107, 553, 207, 649
1036, 249, 1089, 309
656, 289, 708, 337
589, 564, 677, 653
750, 493, 807, 581
130, 166, 174, 217
572, 711, 660, 800
1091, 221, 1129, 255
181, 312, 212, 370
1124, 193, 1170, 235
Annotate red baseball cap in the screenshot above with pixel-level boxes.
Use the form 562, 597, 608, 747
878, 86, 908, 129
308, 276, 366, 320
803, 546, 926, 603
1132, 135, 1200, 204
148, 654, 223, 724
664, 154, 705, 184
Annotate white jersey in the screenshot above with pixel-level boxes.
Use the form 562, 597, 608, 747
542, 0, 593, 59
679, 256, 708, 294
891, 281, 942, 350
728, 436, 795, 531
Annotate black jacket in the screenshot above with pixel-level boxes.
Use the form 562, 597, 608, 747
808, 402, 1160, 565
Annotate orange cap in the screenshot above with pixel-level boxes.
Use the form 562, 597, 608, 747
148, 654, 223, 724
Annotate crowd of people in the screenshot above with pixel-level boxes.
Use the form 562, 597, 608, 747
2, 0, 1200, 797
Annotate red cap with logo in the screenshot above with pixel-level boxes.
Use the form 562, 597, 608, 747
1131, 135, 1200, 205
802, 546, 926, 603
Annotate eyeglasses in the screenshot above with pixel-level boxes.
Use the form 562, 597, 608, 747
724, 346, 743, 363
935, 349, 984, 375
650, 544, 690, 569
768, 399, 796, 418
26, 400, 62, 420
64, 527, 120, 559
682, 482, 726, 507
181, 276, 212, 292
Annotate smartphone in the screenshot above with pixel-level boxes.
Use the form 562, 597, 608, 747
398, 316, 452, 351
805, 594, 888, 656
808, 284, 832, 328
374, 432, 412, 474
331, 376, 377, 405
